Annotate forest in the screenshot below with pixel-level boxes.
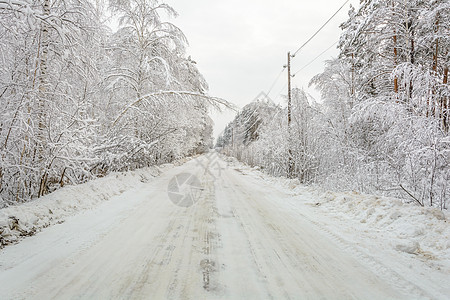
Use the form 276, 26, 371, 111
0, 0, 218, 207
217, 0, 449, 210
1, 0, 449, 210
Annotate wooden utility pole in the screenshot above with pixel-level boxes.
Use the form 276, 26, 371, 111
287, 52, 293, 177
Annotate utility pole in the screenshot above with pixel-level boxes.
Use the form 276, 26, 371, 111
287, 52, 294, 177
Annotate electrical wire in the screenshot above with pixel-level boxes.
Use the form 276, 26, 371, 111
261, 0, 349, 105
275, 82, 288, 102
293, 40, 338, 76
275, 41, 337, 101
266, 68, 286, 98
291, 0, 349, 58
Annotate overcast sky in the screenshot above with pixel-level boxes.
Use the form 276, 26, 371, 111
165, 0, 360, 139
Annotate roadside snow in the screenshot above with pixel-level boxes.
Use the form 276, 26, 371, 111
0, 157, 192, 248
224, 155, 450, 278
310, 189, 449, 259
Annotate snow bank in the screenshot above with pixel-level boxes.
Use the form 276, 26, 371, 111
307, 189, 450, 258
0, 159, 193, 248
223, 154, 450, 262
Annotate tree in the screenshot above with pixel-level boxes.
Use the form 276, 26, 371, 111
218, 0, 449, 209
0, 0, 219, 207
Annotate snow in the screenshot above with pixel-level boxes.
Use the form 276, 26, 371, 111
305, 187, 449, 260
231, 157, 449, 260
0, 153, 449, 299
228, 155, 450, 298
0, 157, 192, 248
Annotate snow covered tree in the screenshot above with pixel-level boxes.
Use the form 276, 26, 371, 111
219, 1, 449, 209
312, 0, 449, 207
0, 0, 217, 207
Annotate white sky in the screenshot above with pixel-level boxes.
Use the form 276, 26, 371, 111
165, 0, 360, 139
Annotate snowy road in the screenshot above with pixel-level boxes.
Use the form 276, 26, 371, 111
0, 153, 443, 299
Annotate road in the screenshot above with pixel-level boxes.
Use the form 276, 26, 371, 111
0, 153, 425, 299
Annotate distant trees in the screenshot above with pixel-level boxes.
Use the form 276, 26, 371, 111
0, 0, 216, 207
218, 1, 449, 209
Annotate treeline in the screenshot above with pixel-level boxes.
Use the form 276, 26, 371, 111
0, 0, 215, 207
217, 0, 449, 209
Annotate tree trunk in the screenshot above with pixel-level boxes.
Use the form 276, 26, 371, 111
443, 65, 448, 131
408, 28, 415, 101
393, 33, 399, 95
431, 18, 439, 118
392, 1, 398, 97
37, 0, 50, 197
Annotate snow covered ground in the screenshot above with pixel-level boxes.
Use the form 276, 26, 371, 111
0, 152, 448, 299
228, 156, 450, 299
0, 158, 193, 248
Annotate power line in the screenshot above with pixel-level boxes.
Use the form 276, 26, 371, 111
263, 0, 349, 107
293, 40, 338, 76
266, 68, 286, 98
291, 0, 349, 58
275, 82, 288, 101
276, 41, 337, 101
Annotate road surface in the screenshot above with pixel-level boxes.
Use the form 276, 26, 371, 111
0, 153, 434, 299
